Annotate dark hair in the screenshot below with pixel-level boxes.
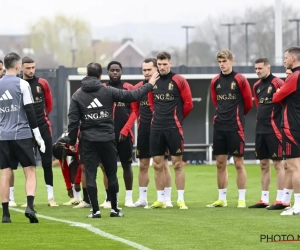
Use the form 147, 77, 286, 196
255, 57, 270, 65
87, 62, 102, 78
22, 56, 35, 64
4, 52, 21, 69
285, 46, 300, 61
157, 52, 171, 60
0, 59, 3, 64
107, 61, 122, 71
143, 58, 157, 67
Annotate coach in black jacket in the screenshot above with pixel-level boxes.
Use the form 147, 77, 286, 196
68, 63, 159, 218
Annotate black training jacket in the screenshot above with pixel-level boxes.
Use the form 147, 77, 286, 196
68, 76, 153, 145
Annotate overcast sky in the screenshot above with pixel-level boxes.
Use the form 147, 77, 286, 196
0, 0, 297, 34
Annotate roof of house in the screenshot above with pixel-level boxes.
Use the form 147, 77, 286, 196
112, 40, 145, 59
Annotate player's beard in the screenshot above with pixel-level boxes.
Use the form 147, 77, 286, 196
23, 73, 34, 79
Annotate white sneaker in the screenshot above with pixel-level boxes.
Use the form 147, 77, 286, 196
280, 207, 300, 215
73, 201, 91, 208
21, 203, 27, 208
99, 200, 107, 207
125, 199, 135, 207
48, 198, 59, 207
21, 202, 35, 207
63, 198, 80, 206
134, 199, 148, 207
165, 201, 173, 208
9, 200, 17, 207
103, 201, 111, 209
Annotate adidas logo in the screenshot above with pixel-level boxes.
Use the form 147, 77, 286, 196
0, 90, 13, 101
216, 84, 221, 88
176, 149, 181, 153
153, 85, 158, 89
233, 150, 238, 154
87, 98, 102, 108
272, 153, 277, 157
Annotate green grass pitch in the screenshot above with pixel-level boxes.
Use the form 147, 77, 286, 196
1, 165, 300, 250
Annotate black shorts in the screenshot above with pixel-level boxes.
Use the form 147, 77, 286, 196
282, 128, 300, 158
116, 135, 133, 164
0, 138, 36, 170
150, 129, 183, 157
213, 129, 245, 157
136, 133, 169, 159
255, 134, 283, 160
136, 133, 151, 159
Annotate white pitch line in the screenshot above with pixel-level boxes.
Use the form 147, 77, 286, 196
9, 208, 151, 250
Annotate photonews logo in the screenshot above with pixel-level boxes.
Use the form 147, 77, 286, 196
260, 234, 300, 243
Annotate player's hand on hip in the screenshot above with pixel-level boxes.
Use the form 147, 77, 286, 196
119, 134, 126, 142
148, 72, 160, 85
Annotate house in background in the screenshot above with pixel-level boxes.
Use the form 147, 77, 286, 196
92, 38, 145, 67
112, 38, 144, 67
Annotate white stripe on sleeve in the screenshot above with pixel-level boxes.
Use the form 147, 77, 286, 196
20, 79, 34, 105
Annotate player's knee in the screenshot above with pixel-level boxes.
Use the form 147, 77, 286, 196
234, 161, 244, 171
216, 161, 226, 170
216, 156, 227, 168
173, 161, 182, 171
287, 163, 298, 173
260, 161, 270, 172
140, 165, 148, 173
153, 162, 163, 172
273, 161, 283, 172
139, 160, 149, 172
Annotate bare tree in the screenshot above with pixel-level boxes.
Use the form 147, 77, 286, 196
28, 14, 92, 67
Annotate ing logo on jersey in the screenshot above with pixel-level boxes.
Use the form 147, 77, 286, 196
231, 81, 236, 89
267, 86, 272, 94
